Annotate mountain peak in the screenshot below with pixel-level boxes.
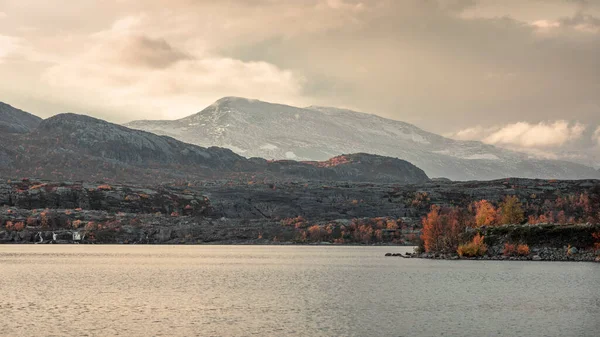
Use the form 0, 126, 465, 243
0, 101, 42, 133
215, 96, 259, 104
39, 113, 117, 132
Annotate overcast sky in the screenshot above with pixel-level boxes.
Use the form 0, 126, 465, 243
1, 0, 599, 164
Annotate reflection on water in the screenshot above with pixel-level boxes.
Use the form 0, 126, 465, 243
0, 245, 598, 337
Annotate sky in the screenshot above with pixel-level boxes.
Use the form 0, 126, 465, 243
1, 0, 600, 166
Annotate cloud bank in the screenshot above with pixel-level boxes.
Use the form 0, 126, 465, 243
450, 120, 588, 148
449, 120, 599, 166
0, 0, 598, 134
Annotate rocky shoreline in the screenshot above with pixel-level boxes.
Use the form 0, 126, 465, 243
386, 223, 600, 262
2, 178, 600, 255
386, 248, 600, 262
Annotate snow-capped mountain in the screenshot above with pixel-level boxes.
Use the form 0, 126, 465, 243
126, 97, 600, 180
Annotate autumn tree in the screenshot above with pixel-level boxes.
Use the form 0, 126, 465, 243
421, 206, 443, 252
421, 205, 465, 253
474, 200, 497, 227
499, 195, 525, 225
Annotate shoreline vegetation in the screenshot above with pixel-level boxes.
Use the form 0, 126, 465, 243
404, 194, 600, 262
1, 178, 599, 262
387, 223, 600, 262
401, 195, 600, 262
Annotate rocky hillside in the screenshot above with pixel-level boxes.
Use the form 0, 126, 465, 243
0, 113, 428, 184
0, 101, 42, 134
2, 178, 599, 246
126, 97, 600, 181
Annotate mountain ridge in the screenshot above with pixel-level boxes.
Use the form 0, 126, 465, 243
126, 97, 600, 181
0, 101, 42, 134
0, 111, 429, 184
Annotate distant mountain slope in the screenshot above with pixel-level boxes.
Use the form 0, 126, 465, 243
126, 97, 600, 180
0, 113, 428, 184
0, 101, 42, 133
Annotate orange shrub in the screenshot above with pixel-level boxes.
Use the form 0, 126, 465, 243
97, 184, 112, 191
457, 234, 488, 257
13, 222, 24, 231
308, 225, 324, 241
516, 244, 530, 256
528, 214, 550, 225
386, 220, 399, 230
503, 243, 517, 256
84, 221, 96, 231
26, 217, 37, 226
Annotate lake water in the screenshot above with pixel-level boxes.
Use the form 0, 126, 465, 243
0, 246, 598, 337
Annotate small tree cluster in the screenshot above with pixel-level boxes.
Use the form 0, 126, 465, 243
421, 206, 465, 253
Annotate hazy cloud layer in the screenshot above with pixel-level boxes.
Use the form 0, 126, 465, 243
0, 0, 599, 157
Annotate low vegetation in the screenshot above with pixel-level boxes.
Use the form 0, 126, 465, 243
457, 234, 487, 257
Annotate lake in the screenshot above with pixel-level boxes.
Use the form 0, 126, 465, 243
0, 245, 598, 336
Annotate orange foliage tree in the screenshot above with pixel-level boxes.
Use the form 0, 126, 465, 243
474, 200, 497, 227
421, 205, 464, 253
499, 195, 525, 225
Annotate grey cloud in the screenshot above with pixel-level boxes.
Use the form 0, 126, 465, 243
559, 12, 600, 28
116, 36, 191, 69
0, 0, 599, 138
218, 1, 600, 132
